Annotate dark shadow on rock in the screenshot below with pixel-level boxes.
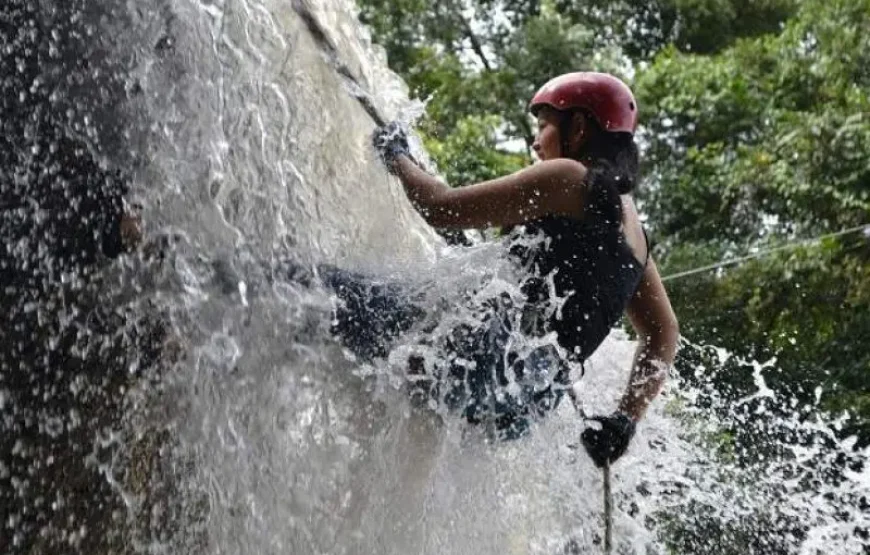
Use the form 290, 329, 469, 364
0, 1, 192, 552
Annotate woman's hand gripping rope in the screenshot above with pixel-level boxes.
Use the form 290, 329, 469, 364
566, 386, 624, 554
372, 122, 413, 174
566, 386, 637, 468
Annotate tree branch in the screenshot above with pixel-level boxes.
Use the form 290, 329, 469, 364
458, 13, 493, 71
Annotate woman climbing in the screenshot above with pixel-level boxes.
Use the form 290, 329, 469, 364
316, 72, 678, 467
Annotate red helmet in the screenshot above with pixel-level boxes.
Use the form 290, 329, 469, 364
529, 72, 638, 134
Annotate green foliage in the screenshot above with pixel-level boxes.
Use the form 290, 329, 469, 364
664, 236, 870, 438
637, 0, 870, 243
554, 0, 797, 58
636, 0, 870, 441
658, 498, 804, 555
424, 115, 527, 185
359, 0, 621, 153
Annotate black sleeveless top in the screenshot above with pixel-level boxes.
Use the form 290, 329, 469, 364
508, 215, 648, 362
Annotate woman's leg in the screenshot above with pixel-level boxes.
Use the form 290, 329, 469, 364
286, 262, 425, 362
457, 315, 569, 441
286, 261, 567, 440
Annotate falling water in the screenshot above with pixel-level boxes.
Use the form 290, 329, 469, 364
1, 1, 867, 554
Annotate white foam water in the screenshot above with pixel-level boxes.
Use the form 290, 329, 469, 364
3, 1, 867, 554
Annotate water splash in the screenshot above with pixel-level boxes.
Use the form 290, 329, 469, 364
1, 1, 867, 554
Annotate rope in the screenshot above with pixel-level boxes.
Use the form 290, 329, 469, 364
566, 388, 614, 553
661, 224, 869, 282
603, 462, 613, 554
293, 0, 387, 127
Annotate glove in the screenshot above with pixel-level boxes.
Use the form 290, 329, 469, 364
581, 412, 636, 468
372, 121, 411, 173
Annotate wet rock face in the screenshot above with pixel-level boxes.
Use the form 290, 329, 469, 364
0, 2, 166, 552
0, 1, 130, 281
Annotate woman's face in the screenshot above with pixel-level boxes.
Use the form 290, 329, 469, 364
533, 107, 588, 161
532, 107, 563, 161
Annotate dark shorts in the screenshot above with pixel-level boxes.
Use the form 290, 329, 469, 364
310, 264, 569, 440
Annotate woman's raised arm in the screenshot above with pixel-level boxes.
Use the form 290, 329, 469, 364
393, 155, 588, 229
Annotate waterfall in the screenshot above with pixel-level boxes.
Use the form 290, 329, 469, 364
1, 1, 867, 554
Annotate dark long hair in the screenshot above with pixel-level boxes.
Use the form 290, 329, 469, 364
559, 110, 640, 225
